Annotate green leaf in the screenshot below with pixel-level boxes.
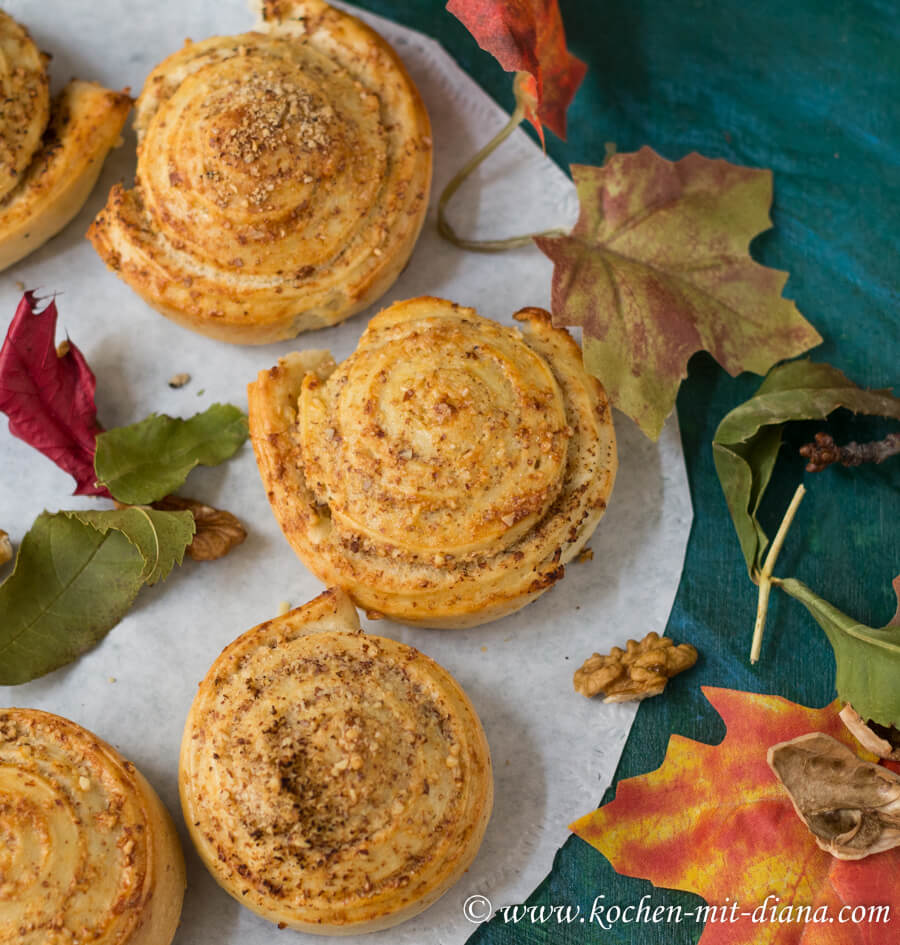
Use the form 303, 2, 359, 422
64, 507, 195, 585
713, 360, 900, 575
0, 508, 194, 684
0, 513, 144, 684
779, 576, 900, 729
94, 404, 248, 505
535, 147, 822, 439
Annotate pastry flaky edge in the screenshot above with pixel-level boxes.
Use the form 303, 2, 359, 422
87, 0, 432, 345
248, 297, 618, 629
0, 6, 131, 272
0, 81, 131, 272
179, 587, 494, 934
0, 708, 185, 945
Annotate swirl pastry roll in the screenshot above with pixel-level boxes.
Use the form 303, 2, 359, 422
88, 0, 432, 344
249, 296, 618, 628
0, 708, 185, 945
0, 11, 131, 271
180, 587, 493, 933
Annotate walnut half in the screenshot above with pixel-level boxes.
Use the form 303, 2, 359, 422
574, 631, 698, 702
0, 529, 12, 567
153, 495, 247, 561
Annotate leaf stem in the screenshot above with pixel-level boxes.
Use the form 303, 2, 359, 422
437, 98, 568, 252
750, 482, 807, 664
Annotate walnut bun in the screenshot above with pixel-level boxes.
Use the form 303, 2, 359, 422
0, 10, 131, 271
0, 708, 185, 945
248, 296, 618, 628
179, 588, 493, 933
88, 0, 432, 344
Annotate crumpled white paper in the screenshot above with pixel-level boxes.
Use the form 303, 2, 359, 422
0, 2, 692, 942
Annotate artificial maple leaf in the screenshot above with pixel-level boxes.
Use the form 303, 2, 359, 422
536, 148, 823, 439
0, 292, 108, 496
446, 0, 587, 141
572, 688, 900, 944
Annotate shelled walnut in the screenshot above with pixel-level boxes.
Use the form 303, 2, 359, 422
574, 632, 698, 702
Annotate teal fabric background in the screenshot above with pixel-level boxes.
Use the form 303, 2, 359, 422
356, 2, 899, 941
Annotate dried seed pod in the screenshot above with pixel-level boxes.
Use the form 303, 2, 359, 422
574, 631, 698, 702
768, 732, 900, 860
839, 704, 900, 762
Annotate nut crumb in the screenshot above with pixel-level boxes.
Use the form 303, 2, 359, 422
277, 600, 291, 616
168, 372, 191, 388
574, 632, 698, 702
78, 776, 90, 791
576, 547, 594, 563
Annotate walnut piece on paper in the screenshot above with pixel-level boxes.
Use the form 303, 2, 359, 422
153, 495, 246, 561
168, 372, 191, 389
0, 530, 12, 567
574, 631, 698, 702
768, 732, 900, 860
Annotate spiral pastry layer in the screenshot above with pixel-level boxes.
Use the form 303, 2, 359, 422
0, 11, 131, 272
180, 588, 493, 933
0, 11, 50, 203
0, 709, 185, 945
249, 296, 618, 628
88, 0, 432, 344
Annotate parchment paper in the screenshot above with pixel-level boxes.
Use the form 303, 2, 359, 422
0, 2, 692, 942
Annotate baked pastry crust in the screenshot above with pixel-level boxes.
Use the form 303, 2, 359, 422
88, 0, 432, 344
0, 80, 132, 272
180, 587, 493, 933
0, 708, 185, 945
0, 11, 131, 272
0, 11, 50, 203
248, 296, 618, 628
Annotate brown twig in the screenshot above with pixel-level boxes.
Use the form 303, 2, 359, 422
800, 431, 900, 472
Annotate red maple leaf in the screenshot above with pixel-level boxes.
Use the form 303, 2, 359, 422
446, 0, 586, 142
0, 292, 108, 496
572, 688, 900, 944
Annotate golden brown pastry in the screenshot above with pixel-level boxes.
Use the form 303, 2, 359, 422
88, 0, 432, 345
248, 296, 618, 628
180, 587, 493, 933
0, 11, 131, 271
0, 708, 185, 945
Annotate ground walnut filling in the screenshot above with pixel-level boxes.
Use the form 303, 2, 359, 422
88, 0, 433, 343
220, 647, 464, 871
0, 711, 165, 944
182, 608, 491, 926
248, 297, 617, 627
299, 312, 572, 560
